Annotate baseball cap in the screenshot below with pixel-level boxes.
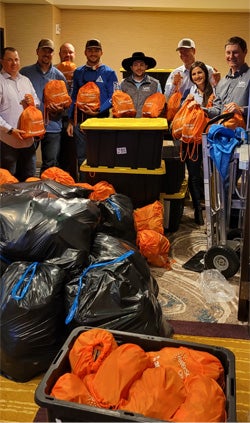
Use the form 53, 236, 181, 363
85, 39, 102, 49
176, 38, 195, 50
37, 39, 54, 51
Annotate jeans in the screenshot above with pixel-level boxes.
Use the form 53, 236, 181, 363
40, 132, 61, 175
0, 141, 36, 181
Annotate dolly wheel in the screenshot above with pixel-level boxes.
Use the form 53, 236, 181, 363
204, 245, 240, 279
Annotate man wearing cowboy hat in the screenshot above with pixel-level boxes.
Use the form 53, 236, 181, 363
120, 52, 162, 117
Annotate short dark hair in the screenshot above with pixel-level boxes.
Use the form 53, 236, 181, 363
1, 47, 17, 59
225, 36, 247, 52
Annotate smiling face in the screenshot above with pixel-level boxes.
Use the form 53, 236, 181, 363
85, 47, 103, 67
130, 60, 148, 79
1, 48, 20, 77
36, 46, 54, 67
178, 47, 196, 69
191, 66, 206, 89
225, 43, 247, 73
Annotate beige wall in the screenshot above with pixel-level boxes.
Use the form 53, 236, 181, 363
1, 3, 249, 80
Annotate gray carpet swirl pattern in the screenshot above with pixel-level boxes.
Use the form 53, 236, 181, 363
150, 201, 244, 326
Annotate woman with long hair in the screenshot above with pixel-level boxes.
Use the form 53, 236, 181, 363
182, 61, 214, 225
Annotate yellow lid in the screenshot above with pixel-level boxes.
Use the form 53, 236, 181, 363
160, 179, 188, 199
80, 160, 166, 175
80, 117, 168, 130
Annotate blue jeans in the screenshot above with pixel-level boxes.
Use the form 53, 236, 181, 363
40, 132, 61, 175
0, 141, 36, 181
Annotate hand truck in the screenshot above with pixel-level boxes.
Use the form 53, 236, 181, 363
202, 113, 249, 279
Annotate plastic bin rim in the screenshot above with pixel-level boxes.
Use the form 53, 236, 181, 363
80, 117, 168, 130
80, 160, 166, 174
160, 179, 188, 199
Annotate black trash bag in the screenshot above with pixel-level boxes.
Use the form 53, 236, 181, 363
0, 255, 11, 277
0, 193, 100, 267
0, 261, 67, 382
65, 233, 173, 337
97, 194, 136, 244
0, 179, 92, 199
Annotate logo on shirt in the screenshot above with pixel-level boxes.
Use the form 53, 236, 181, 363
237, 81, 246, 88
96, 76, 104, 83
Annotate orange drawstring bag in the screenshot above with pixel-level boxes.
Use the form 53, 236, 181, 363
148, 346, 225, 388
44, 80, 72, 123
0, 168, 19, 184
136, 229, 171, 269
86, 343, 152, 409
171, 375, 226, 422
172, 99, 208, 161
133, 200, 164, 235
166, 90, 182, 122
222, 111, 246, 130
142, 93, 166, 118
41, 166, 75, 185
19, 105, 46, 140
56, 61, 77, 84
120, 366, 186, 421
69, 328, 118, 379
74, 82, 100, 125
25, 177, 41, 182
112, 90, 136, 118
74, 182, 93, 191
50, 372, 95, 405
88, 181, 116, 201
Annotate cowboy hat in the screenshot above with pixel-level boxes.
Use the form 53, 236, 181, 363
122, 52, 156, 71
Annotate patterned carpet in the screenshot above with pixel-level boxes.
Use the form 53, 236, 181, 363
151, 199, 246, 326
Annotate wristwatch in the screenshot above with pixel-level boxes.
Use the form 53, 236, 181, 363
7, 128, 13, 135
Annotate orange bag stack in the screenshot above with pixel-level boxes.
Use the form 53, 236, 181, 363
133, 201, 172, 269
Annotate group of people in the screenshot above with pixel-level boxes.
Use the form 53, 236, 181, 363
0, 35, 249, 224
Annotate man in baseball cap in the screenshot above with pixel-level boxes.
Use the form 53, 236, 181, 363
164, 38, 216, 101
37, 38, 54, 51
176, 38, 196, 50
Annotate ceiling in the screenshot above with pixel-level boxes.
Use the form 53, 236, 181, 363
1, 0, 250, 12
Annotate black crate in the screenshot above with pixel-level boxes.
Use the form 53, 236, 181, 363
35, 326, 236, 422
161, 141, 185, 194
80, 118, 167, 170
160, 179, 188, 232
80, 160, 166, 209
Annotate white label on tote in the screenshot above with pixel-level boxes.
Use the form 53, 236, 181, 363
116, 147, 127, 155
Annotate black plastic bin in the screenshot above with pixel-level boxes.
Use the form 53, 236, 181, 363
35, 326, 236, 423
80, 118, 168, 169
80, 160, 166, 209
160, 179, 188, 232
161, 140, 185, 194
